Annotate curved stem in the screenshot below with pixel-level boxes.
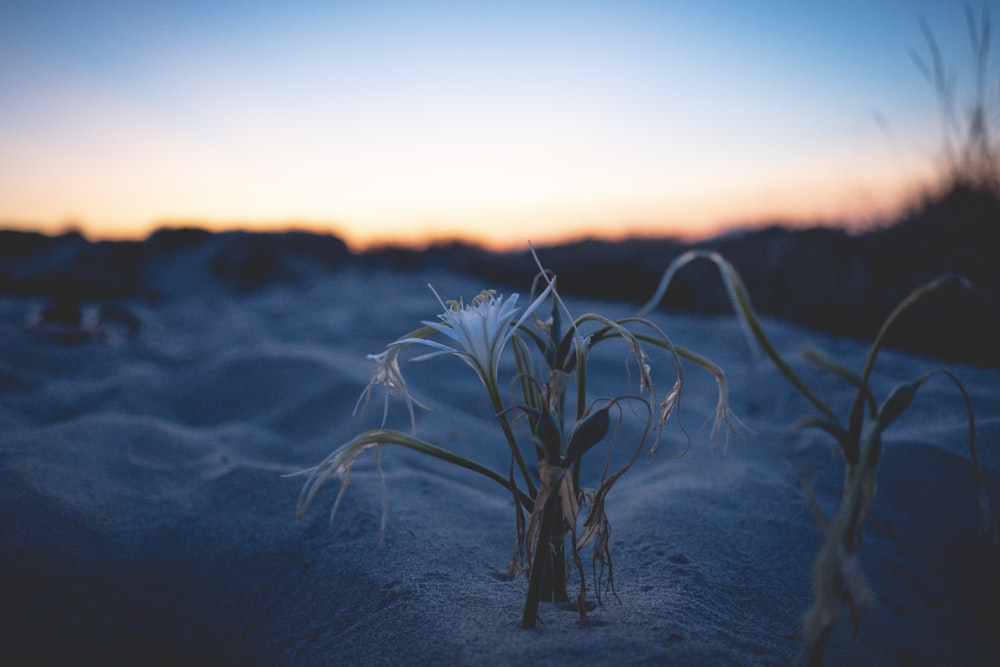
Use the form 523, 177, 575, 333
861, 274, 967, 384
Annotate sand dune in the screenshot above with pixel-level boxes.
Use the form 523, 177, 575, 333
1, 256, 998, 665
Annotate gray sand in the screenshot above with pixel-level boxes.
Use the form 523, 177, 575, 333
2, 265, 997, 665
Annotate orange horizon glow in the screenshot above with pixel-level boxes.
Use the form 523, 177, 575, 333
0, 161, 933, 253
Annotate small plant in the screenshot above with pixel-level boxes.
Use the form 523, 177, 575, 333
638, 250, 997, 665
294, 250, 735, 627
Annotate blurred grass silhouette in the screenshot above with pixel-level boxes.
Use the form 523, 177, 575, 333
912, 5, 999, 195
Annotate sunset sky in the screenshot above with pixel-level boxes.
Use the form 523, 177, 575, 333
0, 1, 991, 249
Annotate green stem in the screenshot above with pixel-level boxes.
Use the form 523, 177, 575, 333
521, 487, 568, 628
727, 285, 836, 421
861, 274, 966, 384
488, 382, 537, 499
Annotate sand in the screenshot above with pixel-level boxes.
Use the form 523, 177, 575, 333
2, 258, 998, 666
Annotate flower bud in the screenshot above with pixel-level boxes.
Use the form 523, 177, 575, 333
563, 405, 611, 466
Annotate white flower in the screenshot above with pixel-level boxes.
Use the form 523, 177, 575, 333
396, 284, 553, 394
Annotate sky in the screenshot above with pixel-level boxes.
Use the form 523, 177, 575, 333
0, 1, 994, 250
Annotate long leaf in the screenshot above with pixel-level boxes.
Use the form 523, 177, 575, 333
294, 429, 533, 521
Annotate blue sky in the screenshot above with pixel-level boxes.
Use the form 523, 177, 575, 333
0, 1, 993, 248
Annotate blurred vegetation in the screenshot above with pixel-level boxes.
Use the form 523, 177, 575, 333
912, 5, 999, 195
